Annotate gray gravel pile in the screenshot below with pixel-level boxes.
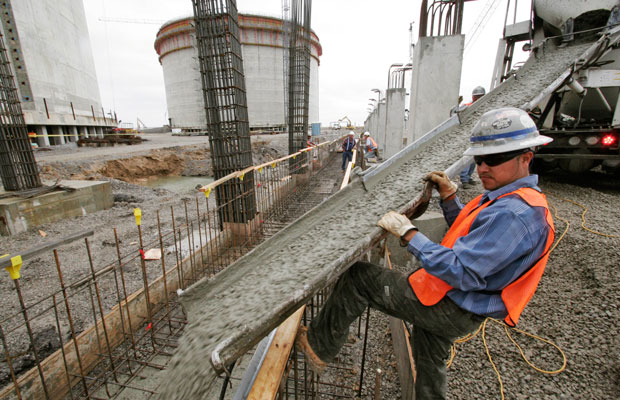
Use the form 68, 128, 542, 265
157, 41, 597, 398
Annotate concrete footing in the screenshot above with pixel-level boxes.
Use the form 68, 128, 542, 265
0, 180, 113, 236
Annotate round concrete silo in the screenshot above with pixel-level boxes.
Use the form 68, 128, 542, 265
2, 0, 113, 146
154, 14, 322, 133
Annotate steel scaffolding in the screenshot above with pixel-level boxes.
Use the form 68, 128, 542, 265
0, 31, 40, 191
287, 0, 312, 172
192, 0, 256, 224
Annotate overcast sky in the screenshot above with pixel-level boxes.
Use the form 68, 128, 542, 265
82, 0, 530, 128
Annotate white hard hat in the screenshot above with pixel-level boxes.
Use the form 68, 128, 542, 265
363, 132, 370, 136
472, 86, 486, 96
348, 130, 355, 135
463, 108, 552, 156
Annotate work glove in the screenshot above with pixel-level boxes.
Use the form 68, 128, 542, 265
424, 171, 458, 201
377, 211, 417, 238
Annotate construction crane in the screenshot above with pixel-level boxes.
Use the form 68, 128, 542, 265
136, 118, 147, 131
338, 116, 353, 129
330, 116, 353, 130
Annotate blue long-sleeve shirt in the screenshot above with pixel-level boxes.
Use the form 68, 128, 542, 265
407, 175, 550, 318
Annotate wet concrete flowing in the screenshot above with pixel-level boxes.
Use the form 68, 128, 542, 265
156, 41, 593, 398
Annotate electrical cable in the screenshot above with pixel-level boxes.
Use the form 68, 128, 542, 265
446, 195, 573, 399
547, 193, 620, 238
464, 0, 502, 55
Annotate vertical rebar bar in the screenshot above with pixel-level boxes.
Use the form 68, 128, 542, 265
113, 229, 139, 361
156, 210, 173, 332
13, 278, 50, 398
54, 250, 90, 396
0, 322, 22, 399
85, 238, 119, 383
51, 295, 75, 399
136, 223, 157, 350
358, 306, 371, 398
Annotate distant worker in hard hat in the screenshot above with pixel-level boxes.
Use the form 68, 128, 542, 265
362, 131, 378, 160
306, 134, 316, 147
459, 86, 486, 186
295, 107, 555, 400
341, 131, 356, 171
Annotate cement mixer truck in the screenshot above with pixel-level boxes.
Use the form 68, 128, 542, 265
530, 0, 620, 173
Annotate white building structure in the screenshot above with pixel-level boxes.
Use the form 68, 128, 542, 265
154, 14, 322, 133
1, 0, 114, 146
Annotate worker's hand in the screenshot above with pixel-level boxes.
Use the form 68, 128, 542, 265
424, 171, 458, 201
377, 211, 417, 238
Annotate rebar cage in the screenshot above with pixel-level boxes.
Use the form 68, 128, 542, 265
0, 31, 40, 191
193, 0, 256, 224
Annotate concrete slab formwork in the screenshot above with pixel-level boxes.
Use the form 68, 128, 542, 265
0, 180, 113, 236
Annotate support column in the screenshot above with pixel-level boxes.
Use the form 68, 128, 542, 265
375, 102, 386, 155
79, 126, 88, 138
35, 125, 50, 147
70, 126, 78, 142
407, 35, 464, 143
54, 126, 65, 145
384, 88, 407, 159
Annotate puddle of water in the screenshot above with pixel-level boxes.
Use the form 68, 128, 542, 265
143, 176, 213, 194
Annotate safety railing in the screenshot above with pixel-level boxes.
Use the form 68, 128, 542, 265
0, 136, 340, 399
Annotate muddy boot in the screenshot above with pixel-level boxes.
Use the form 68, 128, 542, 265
295, 326, 327, 375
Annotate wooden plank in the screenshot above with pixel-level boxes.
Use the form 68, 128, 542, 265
247, 307, 305, 400
340, 149, 357, 190
0, 230, 94, 269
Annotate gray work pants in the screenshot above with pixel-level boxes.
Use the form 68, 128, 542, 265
307, 261, 485, 400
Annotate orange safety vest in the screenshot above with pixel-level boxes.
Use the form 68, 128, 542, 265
408, 187, 555, 326
366, 137, 377, 151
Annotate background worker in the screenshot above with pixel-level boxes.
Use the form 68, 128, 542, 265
306, 134, 316, 147
341, 131, 356, 171
459, 85, 486, 186
363, 131, 378, 160
295, 107, 555, 400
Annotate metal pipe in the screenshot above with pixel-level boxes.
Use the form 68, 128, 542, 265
594, 87, 612, 112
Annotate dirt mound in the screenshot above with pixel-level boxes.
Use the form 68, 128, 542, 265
100, 153, 186, 182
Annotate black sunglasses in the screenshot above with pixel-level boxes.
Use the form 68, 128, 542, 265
473, 149, 530, 167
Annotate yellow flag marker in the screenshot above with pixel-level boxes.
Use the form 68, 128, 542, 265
6, 255, 22, 280
134, 208, 142, 226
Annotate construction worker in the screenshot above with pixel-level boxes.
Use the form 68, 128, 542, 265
362, 131, 378, 160
295, 107, 555, 399
306, 134, 316, 147
460, 86, 486, 186
341, 131, 356, 171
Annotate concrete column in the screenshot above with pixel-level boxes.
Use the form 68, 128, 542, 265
96, 127, 104, 138
407, 35, 464, 143
370, 110, 378, 142
375, 102, 386, 155
35, 125, 50, 147
54, 126, 65, 145
87, 126, 95, 138
384, 88, 407, 159
79, 126, 88, 138
70, 126, 79, 142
